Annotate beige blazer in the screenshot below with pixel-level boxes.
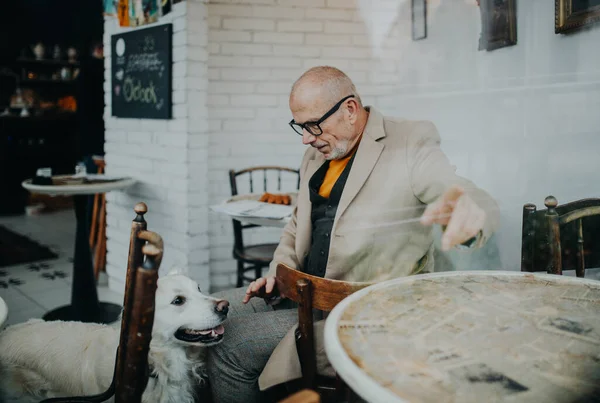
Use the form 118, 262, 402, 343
258, 107, 500, 390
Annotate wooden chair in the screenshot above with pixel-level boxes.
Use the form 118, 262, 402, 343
41, 202, 164, 403
229, 166, 300, 287
274, 263, 370, 402
521, 196, 600, 277
89, 157, 107, 280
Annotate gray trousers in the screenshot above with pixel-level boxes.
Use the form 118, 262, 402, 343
207, 287, 298, 403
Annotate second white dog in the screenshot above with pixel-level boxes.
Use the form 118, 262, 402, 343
0, 268, 229, 403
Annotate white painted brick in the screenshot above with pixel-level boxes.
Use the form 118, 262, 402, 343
188, 61, 208, 77
155, 132, 188, 147
173, 46, 187, 62
251, 56, 302, 68
173, 30, 187, 46
220, 67, 271, 80
251, 6, 305, 20
169, 118, 188, 132
277, 21, 322, 32
269, 68, 305, 80
189, 134, 209, 148
209, 81, 256, 94
213, 0, 274, 4
209, 29, 252, 42
173, 16, 187, 32
323, 46, 371, 59
154, 161, 188, 176
276, 0, 324, 6
253, 31, 304, 44
221, 43, 272, 55
208, 55, 253, 67
303, 58, 351, 69
325, 0, 355, 8
189, 32, 208, 46
187, 2, 208, 20
188, 76, 208, 90
209, 4, 253, 16
209, 46, 227, 59
305, 7, 354, 20
305, 33, 352, 46
325, 21, 366, 34
209, 120, 223, 131
173, 104, 188, 118
208, 95, 229, 106
273, 45, 320, 57
189, 46, 208, 61
230, 94, 278, 106
208, 67, 221, 80
173, 89, 186, 104
223, 18, 276, 31
128, 131, 153, 144
173, 62, 187, 77
256, 82, 293, 94
208, 16, 222, 29
209, 107, 255, 119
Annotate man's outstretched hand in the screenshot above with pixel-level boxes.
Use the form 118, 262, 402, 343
421, 185, 486, 251
242, 276, 277, 304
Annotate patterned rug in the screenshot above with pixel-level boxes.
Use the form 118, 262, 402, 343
0, 225, 58, 268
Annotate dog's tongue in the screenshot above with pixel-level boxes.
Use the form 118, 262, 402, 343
213, 324, 225, 335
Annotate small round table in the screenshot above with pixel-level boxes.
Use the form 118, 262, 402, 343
214, 192, 297, 228
22, 175, 136, 323
324, 271, 600, 403
0, 296, 7, 328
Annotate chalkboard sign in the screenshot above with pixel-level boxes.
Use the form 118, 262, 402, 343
111, 23, 172, 119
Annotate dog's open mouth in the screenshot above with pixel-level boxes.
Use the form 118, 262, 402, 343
175, 324, 225, 343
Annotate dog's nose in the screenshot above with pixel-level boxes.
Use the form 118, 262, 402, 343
215, 300, 229, 316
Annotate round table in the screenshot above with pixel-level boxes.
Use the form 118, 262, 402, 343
22, 175, 136, 324
0, 296, 7, 328
324, 271, 600, 403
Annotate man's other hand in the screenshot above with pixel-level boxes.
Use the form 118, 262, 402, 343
420, 185, 486, 251
242, 276, 277, 304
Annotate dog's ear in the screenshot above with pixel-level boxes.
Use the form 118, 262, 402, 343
165, 265, 189, 277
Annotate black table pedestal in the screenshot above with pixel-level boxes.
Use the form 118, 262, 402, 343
42, 195, 122, 324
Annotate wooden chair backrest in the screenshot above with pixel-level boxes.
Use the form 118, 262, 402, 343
228, 166, 300, 251
275, 263, 371, 391
40, 203, 164, 403
521, 196, 600, 277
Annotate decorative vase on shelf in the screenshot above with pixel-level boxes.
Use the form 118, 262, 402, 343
67, 47, 78, 63
53, 45, 62, 60
31, 43, 45, 60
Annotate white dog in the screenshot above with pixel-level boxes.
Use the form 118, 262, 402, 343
0, 268, 229, 403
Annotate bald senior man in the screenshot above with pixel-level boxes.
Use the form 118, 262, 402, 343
206, 66, 500, 402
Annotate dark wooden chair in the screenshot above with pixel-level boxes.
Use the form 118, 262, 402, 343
229, 166, 300, 287
41, 202, 164, 403
274, 263, 370, 402
521, 196, 600, 277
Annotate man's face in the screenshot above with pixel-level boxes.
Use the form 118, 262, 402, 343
290, 95, 356, 161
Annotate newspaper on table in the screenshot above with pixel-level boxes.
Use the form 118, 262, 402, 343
211, 200, 293, 220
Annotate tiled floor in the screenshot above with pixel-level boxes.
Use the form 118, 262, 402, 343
0, 209, 123, 329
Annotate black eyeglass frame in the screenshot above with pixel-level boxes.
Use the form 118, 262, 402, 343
289, 95, 355, 136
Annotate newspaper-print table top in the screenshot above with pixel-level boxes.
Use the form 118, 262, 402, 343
324, 271, 600, 403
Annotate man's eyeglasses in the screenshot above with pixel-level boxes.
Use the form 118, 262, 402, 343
289, 95, 355, 136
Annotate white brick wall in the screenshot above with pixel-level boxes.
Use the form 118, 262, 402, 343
104, 0, 600, 293
205, 0, 600, 289
103, 1, 211, 293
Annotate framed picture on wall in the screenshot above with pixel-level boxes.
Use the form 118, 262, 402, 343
412, 0, 427, 40
555, 0, 600, 34
477, 0, 517, 51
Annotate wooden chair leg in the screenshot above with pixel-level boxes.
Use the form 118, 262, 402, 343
94, 194, 107, 280
89, 193, 100, 248
236, 260, 244, 288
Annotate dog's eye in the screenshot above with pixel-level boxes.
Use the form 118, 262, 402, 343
171, 296, 186, 306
